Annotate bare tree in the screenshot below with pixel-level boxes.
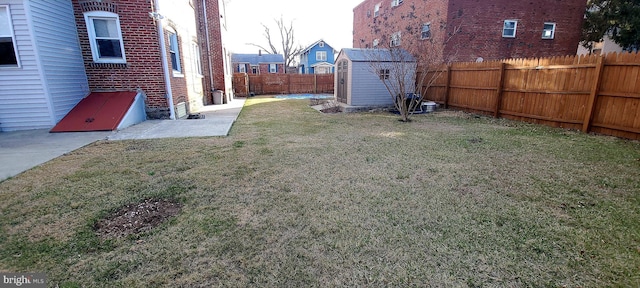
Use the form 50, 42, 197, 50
362, 6, 459, 122
247, 16, 302, 71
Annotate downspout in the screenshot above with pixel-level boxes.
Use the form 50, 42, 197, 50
152, 0, 176, 120
202, 0, 216, 104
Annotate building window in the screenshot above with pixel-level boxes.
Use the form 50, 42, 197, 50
502, 20, 517, 38
319, 41, 324, 47
168, 31, 181, 73
373, 39, 379, 47
379, 69, 390, 80
374, 3, 380, 17
316, 51, 327, 61
542, 22, 556, 39
421, 23, 431, 39
238, 64, 246, 73
84, 11, 126, 63
251, 65, 258, 74
390, 31, 401, 47
269, 64, 277, 73
391, 0, 403, 7
0, 5, 18, 66
192, 42, 202, 75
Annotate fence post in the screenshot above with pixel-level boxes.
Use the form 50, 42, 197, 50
443, 65, 451, 108
494, 62, 506, 118
314, 74, 318, 94
582, 56, 605, 133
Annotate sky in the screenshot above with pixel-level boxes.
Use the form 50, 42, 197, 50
223, 0, 365, 54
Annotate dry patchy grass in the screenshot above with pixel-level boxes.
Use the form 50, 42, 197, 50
1, 98, 639, 287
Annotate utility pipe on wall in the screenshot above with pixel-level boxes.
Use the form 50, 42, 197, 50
202, 0, 216, 105
152, 0, 176, 120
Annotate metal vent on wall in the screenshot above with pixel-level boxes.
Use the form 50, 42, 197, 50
176, 102, 187, 119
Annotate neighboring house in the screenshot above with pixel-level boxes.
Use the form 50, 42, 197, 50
231, 52, 285, 74
353, 0, 586, 62
298, 39, 337, 74
0, 0, 89, 131
578, 35, 624, 55
0, 0, 233, 132
335, 48, 416, 107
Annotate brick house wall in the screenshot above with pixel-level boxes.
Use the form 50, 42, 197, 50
353, 0, 586, 62
258, 63, 285, 74
72, 0, 170, 118
194, 0, 226, 103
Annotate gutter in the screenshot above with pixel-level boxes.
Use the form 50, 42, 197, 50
152, 1, 176, 120
202, 0, 216, 104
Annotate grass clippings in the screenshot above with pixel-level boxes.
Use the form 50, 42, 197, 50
1, 97, 639, 287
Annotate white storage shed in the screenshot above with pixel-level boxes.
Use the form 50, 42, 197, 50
334, 48, 416, 107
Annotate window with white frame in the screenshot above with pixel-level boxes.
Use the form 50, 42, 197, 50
168, 30, 181, 73
391, 0, 403, 7
421, 23, 431, 39
316, 51, 327, 61
379, 69, 390, 80
251, 65, 258, 74
269, 63, 277, 73
374, 3, 380, 17
238, 64, 246, 73
502, 20, 517, 38
0, 6, 18, 67
192, 42, 202, 75
390, 31, 401, 47
84, 11, 126, 63
542, 22, 556, 39
319, 41, 324, 47
373, 38, 379, 47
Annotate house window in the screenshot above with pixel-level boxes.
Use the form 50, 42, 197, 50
542, 22, 556, 39
374, 3, 380, 17
316, 51, 327, 61
390, 31, 401, 47
319, 41, 324, 47
168, 31, 182, 73
251, 65, 258, 74
421, 23, 431, 39
502, 20, 517, 38
238, 64, 246, 73
269, 64, 277, 73
84, 11, 126, 63
379, 69, 390, 80
391, 0, 403, 7
0, 5, 18, 66
192, 42, 202, 75
373, 39, 379, 47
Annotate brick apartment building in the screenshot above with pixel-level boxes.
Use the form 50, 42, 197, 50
353, 0, 586, 62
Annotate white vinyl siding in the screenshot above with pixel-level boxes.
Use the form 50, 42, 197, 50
0, 0, 88, 131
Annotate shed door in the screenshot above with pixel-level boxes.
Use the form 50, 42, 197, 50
336, 60, 348, 104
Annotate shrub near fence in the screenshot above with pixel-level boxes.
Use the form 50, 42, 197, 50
232, 73, 334, 96
423, 52, 640, 140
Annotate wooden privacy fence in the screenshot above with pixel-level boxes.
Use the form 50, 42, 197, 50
422, 52, 640, 140
232, 73, 334, 96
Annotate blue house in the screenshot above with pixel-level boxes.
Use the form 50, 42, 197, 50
298, 39, 337, 74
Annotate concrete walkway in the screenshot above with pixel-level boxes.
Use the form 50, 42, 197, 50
0, 99, 244, 179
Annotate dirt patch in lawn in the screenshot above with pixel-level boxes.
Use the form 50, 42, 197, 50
94, 199, 182, 240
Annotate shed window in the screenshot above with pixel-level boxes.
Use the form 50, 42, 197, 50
542, 22, 556, 39
168, 31, 182, 73
84, 11, 126, 63
316, 51, 327, 61
502, 20, 517, 38
379, 69, 390, 80
269, 64, 277, 73
0, 6, 18, 67
421, 23, 431, 40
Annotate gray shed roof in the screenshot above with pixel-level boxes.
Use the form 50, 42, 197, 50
338, 48, 415, 62
231, 53, 284, 64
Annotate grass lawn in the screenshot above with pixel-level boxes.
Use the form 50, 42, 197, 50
1, 98, 639, 287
